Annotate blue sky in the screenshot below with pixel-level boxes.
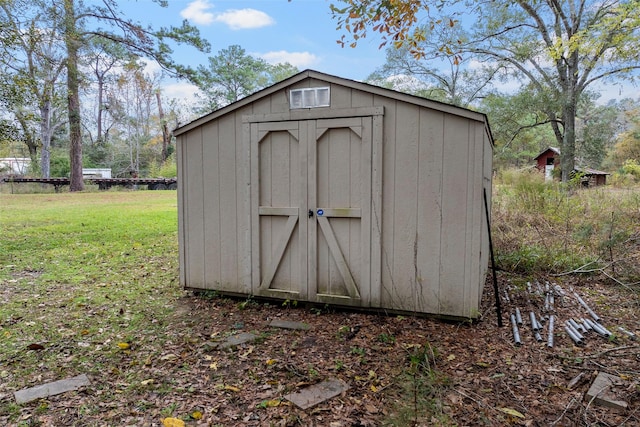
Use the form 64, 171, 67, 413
114, 0, 637, 105
118, 0, 387, 80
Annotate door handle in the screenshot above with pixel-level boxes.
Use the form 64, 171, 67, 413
308, 210, 314, 218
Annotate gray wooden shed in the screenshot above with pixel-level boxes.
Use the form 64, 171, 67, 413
174, 70, 493, 319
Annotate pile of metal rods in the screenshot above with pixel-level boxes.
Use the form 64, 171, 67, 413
508, 282, 633, 347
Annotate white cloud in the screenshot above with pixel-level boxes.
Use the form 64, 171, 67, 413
259, 51, 319, 68
181, 0, 215, 25
213, 9, 275, 30
162, 81, 201, 104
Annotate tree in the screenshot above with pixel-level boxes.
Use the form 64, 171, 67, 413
193, 45, 299, 112
331, 0, 640, 181
575, 95, 621, 168
1, 0, 208, 189
61, 0, 208, 190
480, 88, 558, 169
608, 106, 640, 166
0, 0, 66, 178
366, 31, 501, 107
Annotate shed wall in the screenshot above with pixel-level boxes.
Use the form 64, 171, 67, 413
177, 76, 492, 318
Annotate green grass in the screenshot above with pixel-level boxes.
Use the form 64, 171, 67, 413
0, 191, 181, 422
493, 171, 640, 280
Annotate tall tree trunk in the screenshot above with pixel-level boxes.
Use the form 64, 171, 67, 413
156, 90, 170, 162
561, 100, 577, 183
96, 70, 104, 144
15, 114, 39, 167
64, 0, 84, 191
40, 99, 51, 178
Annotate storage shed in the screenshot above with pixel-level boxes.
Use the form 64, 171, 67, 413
174, 70, 493, 319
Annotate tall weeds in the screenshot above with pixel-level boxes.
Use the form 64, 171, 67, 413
493, 169, 640, 286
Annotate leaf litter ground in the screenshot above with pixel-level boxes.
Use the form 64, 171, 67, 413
1, 274, 638, 426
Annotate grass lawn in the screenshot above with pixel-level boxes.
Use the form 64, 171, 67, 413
1, 185, 638, 426
0, 191, 183, 424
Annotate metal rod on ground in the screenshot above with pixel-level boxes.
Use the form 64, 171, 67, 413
565, 321, 584, 341
530, 312, 541, 331
515, 307, 523, 325
547, 315, 555, 348
534, 331, 543, 342
484, 187, 503, 327
569, 318, 587, 334
573, 292, 602, 323
511, 314, 521, 345
565, 325, 584, 345
618, 326, 637, 340
581, 318, 593, 332
585, 319, 612, 337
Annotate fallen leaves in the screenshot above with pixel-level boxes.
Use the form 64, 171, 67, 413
499, 407, 526, 419
162, 418, 184, 427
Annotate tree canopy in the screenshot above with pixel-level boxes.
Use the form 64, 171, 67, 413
332, 0, 640, 180
0, 0, 209, 190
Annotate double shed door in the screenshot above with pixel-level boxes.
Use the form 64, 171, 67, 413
250, 117, 378, 306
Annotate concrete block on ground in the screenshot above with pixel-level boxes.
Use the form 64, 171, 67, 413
284, 378, 349, 409
218, 332, 258, 349
585, 372, 628, 411
14, 374, 91, 404
269, 319, 311, 330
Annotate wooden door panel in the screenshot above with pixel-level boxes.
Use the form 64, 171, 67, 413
311, 118, 371, 304
251, 123, 306, 296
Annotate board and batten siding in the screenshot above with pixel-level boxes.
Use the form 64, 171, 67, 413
176, 70, 493, 319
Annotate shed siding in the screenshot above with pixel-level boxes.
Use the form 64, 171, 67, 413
176, 71, 492, 319
415, 108, 444, 314
389, 101, 421, 311
201, 121, 221, 289
182, 127, 205, 288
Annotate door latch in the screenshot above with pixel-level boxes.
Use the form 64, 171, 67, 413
308, 210, 314, 218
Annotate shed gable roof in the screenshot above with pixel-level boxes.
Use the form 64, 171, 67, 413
174, 69, 491, 137
533, 147, 561, 160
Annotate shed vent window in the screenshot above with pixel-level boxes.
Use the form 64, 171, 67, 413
289, 87, 330, 109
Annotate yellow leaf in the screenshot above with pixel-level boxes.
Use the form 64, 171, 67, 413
499, 407, 525, 418
210, 362, 218, 370
224, 385, 241, 392
191, 411, 203, 420
117, 342, 130, 350
239, 346, 254, 359
266, 358, 277, 366
162, 418, 185, 427
141, 379, 154, 386
370, 384, 379, 393
447, 354, 456, 361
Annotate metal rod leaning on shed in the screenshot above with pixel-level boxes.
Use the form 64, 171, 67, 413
511, 314, 522, 345
484, 188, 503, 327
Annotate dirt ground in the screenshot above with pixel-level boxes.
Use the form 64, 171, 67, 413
7, 275, 640, 426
